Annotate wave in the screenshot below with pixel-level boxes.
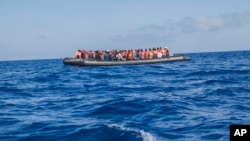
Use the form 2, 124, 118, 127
30, 124, 157, 141
106, 124, 156, 141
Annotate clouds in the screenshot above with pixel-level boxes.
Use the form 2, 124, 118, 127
221, 10, 250, 28
112, 10, 250, 44
1, 1, 250, 61
179, 10, 250, 32
178, 17, 224, 33
106, 10, 250, 53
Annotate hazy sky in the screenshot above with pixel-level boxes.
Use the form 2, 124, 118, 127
1, 0, 250, 61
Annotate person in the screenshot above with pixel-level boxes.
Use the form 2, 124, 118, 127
100, 50, 105, 61
153, 48, 157, 59
104, 51, 110, 61
81, 50, 85, 59
136, 49, 141, 60
121, 50, 126, 60
149, 48, 153, 59
127, 50, 133, 60
88, 50, 94, 60
144, 49, 149, 60
109, 51, 115, 61
132, 49, 137, 60
116, 51, 124, 61
74, 47, 170, 61
165, 47, 169, 57
141, 49, 145, 60
75, 50, 81, 58
162, 48, 166, 58
95, 51, 101, 61
157, 48, 162, 58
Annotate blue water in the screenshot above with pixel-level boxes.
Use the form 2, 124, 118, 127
0, 51, 249, 141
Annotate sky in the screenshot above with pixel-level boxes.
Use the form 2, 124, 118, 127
0, 0, 250, 61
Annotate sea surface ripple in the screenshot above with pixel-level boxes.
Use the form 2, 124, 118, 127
0, 51, 249, 141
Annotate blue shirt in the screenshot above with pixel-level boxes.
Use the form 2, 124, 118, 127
104, 53, 110, 61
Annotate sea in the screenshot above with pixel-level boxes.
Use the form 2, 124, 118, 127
0, 51, 249, 141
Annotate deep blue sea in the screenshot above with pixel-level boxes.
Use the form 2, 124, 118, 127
0, 51, 249, 141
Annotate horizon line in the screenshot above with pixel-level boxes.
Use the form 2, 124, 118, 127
0, 49, 249, 62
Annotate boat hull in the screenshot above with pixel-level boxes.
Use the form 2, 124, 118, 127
63, 55, 191, 66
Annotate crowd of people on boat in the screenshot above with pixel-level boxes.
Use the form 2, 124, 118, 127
75, 47, 170, 61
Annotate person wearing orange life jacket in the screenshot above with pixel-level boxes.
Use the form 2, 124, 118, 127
124, 50, 128, 60
127, 50, 133, 60
88, 50, 94, 60
75, 50, 81, 58
80, 50, 86, 59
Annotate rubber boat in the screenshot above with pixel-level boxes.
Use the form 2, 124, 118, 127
63, 54, 191, 66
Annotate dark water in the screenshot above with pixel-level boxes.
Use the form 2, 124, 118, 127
0, 51, 249, 141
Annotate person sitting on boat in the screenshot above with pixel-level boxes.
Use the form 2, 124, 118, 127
127, 50, 133, 60
75, 50, 81, 59
80, 50, 86, 59
141, 49, 145, 60
144, 49, 149, 60
121, 50, 126, 60
104, 50, 110, 61
95, 51, 101, 61
84, 51, 89, 60
136, 49, 141, 60
100, 50, 105, 61
131, 49, 136, 60
88, 51, 94, 60
116, 51, 124, 61
153, 48, 157, 59
157, 48, 162, 58
110, 51, 115, 61
164, 47, 169, 57
149, 48, 153, 59
162, 48, 166, 58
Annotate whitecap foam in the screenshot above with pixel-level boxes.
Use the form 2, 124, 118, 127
107, 124, 157, 141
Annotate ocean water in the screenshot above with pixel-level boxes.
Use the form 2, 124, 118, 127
0, 51, 249, 141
